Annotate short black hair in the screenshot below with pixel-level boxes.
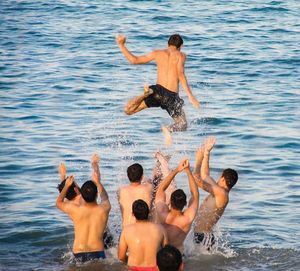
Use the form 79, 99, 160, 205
168, 34, 183, 49
80, 181, 97, 203
222, 168, 238, 190
57, 179, 77, 200
157, 245, 182, 271
132, 199, 149, 220
170, 189, 187, 211
127, 163, 143, 183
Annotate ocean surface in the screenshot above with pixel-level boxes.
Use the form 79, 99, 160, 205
1, 0, 300, 270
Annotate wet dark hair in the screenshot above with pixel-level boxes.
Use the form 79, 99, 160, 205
57, 179, 78, 201
170, 189, 187, 211
132, 199, 149, 220
168, 34, 183, 49
222, 168, 238, 190
157, 245, 182, 271
80, 180, 97, 203
127, 163, 143, 183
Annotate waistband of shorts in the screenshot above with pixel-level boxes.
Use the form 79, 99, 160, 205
74, 250, 106, 258
128, 266, 158, 271
154, 84, 179, 96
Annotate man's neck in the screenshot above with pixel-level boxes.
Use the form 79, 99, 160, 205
170, 208, 183, 216
130, 182, 141, 187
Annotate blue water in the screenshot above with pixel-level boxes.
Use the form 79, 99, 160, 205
1, 0, 300, 270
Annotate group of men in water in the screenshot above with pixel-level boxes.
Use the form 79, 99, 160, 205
56, 34, 239, 271
56, 138, 238, 270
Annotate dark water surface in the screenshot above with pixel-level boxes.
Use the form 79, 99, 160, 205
1, 0, 300, 270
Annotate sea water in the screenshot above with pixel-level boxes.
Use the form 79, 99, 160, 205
0, 0, 299, 270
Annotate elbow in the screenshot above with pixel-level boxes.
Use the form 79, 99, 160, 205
129, 58, 138, 65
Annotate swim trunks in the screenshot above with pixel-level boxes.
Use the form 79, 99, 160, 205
129, 266, 158, 271
194, 232, 215, 250
144, 84, 184, 118
74, 251, 106, 262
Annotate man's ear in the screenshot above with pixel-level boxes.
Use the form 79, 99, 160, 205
74, 186, 80, 195
179, 262, 184, 271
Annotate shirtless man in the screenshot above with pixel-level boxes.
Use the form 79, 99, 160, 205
193, 137, 238, 249
118, 199, 168, 271
118, 163, 152, 228
116, 34, 200, 145
56, 154, 111, 262
155, 159, 199, 252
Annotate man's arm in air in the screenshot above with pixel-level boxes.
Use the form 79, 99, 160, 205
155, 159, 188, 219
177, 54, 200, 108
91, 154, 111, 212
183, 161, 199, 221
56, 175, 77, 214
201, 137, 217, 185
58, 162, 67, 181
116, 34, 156, 64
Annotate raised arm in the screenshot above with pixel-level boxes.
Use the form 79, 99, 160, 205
201, 137, 216, 185
56, 175, 76, 214
177, 54, 200, 109
184, 161, 199, 220
155, 159, 187, 203
116, 34, 156, 64
91, 154, 111, 211
58, 162, 67, 182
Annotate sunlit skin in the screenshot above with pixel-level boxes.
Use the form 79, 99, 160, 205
118, 219, 168, 268
118, 177, 152, 228
193, 137, 231, 233
56, 154, 111, 253
155, 159, 199, 252
116, 34, 200, 145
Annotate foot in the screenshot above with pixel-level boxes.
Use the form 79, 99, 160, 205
162, 126, 172, 146
144, 84, 153, 96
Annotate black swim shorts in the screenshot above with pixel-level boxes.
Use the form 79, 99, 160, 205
144, 84, 184, 118
74, 250, 106, 262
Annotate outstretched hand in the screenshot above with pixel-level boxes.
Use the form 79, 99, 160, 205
204, 137, 216, 152
58, 162, 67, 181
91, 153, 100, 164
189, 96, 200, 109
115, 34, 126, 45
177, 159, 189, 172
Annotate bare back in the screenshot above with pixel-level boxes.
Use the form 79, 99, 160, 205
68, 203, 109, 253
121, 222, 167, 267
156, 203, 195, 252
154, 49, 185, 92
194, 193, 229, 233
119, 183, 152, 227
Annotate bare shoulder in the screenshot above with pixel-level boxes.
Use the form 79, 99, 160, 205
215, 187, 229, 207
180, 51, 187, 60
144, 182, 152, 190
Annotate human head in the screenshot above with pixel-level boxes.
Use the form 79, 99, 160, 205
222, 168, 238, 190
170, 189, 187, 211
157, 245, 183, 271
57, 179, 79, 200
168, 34, 183, 49
127, 163, 143, 183
80, 180, 97, 203
132, 199, 149, 221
